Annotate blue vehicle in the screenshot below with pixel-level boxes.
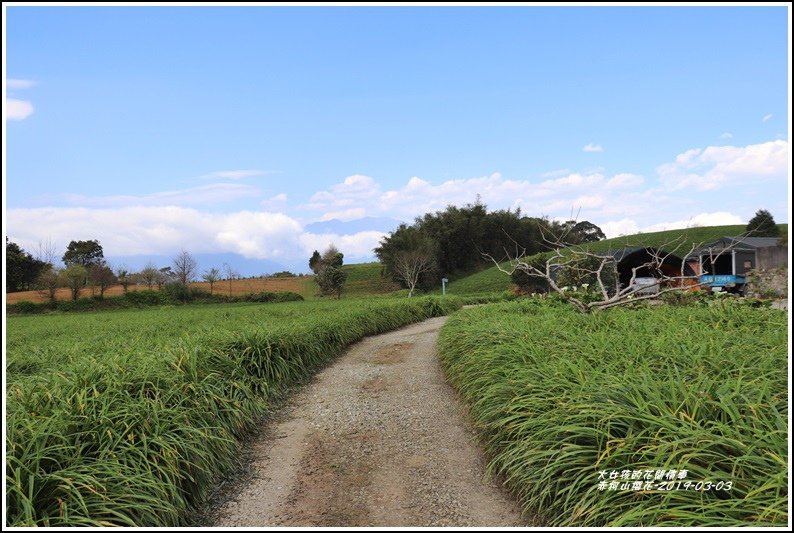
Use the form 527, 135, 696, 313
693, 237, 783, 294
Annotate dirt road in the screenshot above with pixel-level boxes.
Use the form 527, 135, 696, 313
212, 316, 527, 527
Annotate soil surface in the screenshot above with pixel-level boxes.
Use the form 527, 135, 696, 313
211, 316, 527, 527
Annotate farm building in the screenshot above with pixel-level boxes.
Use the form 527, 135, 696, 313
600, 247, 697, 292
688, 236, 787, 292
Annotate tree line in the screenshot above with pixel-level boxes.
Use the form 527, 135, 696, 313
374, 199, 606, 294
5, 239, 243, 301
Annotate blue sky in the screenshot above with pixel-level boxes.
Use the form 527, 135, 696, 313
4, 5, 790, 273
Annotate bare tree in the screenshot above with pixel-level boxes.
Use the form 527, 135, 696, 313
223, 262, 239, 296
485, 224, 745, 313
172, 250, 197, 285
36, 236, 59, 266
393, 248, 436, 297
202, 267, 221, 295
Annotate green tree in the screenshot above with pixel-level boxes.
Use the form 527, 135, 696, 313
6, 238, 48, 292
316, 266, 348, 299
309, 250, 322, 274
62, 239, 104, 267
745, 209, 780, 237
138, 263, 160, 289
60, 264, 88, 301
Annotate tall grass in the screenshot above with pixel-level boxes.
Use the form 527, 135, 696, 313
438, 299, 787, 526
6, 297, 461, 526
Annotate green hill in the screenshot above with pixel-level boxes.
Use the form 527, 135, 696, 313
340, 262, 401, 297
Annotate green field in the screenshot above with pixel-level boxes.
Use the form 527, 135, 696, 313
6, 297, 461, 526
438, 298, 788, 526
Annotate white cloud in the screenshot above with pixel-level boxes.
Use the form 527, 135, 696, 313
7, 205, 390, 265
719, 132, 733, 139
600, 212, 745, 239
62, 183, 260, 207
304, 174, 381, 211
6, 98, 34, 120
657, 140, 789, 191
583, 143, 603, 153
7, 79, 35, 89
600, 219, 640, 239
299, 230, 386, 261
606, 173, 644, 189
320, 207, 366, 222
762, 113, 773, 123
201, 169, 268, 180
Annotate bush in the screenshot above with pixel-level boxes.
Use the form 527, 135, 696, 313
10, 300, 40, 314
124, 290, 167, 306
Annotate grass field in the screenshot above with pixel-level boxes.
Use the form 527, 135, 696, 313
438, 298, 788, 526
6, 296, 461, 526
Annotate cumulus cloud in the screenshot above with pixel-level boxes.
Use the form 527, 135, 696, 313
656, 140, 789, 191
201, 169, 269, 180
305, 174, 380, 210
299, 230, 387, 261
320, 207, 366, 222
583, 143, 603, 153
600, 212, 745, 239
6, 98, 34, 120
62, 183, 260, 207
7, 206, 389, 264
606, 173, 644, 189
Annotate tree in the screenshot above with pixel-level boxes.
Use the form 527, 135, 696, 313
172, 250, 197, 285
116, 266, 133, 293
37, 266, 61, 304
745, 209, 780, 237
202, 267, 221, 294
157, 267, 173, 290
223, 262, 239, 296
139, 263, 160, 290
312, 245, 348, 298
316, 266, 348, 299
393, 248, 437, 297
89, 263, 117, 297
309, 250, 322, 274
6, 238, 48, 292
62, 239, 104, 267
59, 264, 88, 301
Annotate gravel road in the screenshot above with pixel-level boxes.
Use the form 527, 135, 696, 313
211, 316, 527, 527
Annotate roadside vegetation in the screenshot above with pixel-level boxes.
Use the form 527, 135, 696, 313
438, 298, 788, 526
6, 297, 462, 526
